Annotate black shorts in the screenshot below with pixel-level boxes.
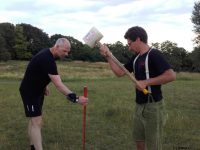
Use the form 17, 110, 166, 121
20, 91, 44, 117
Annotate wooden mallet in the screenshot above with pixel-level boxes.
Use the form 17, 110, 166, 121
83, 27, 149, 94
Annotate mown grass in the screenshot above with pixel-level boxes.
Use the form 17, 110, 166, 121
0, 60, 200, 150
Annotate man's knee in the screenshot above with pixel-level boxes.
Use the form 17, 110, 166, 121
31, 116, 43, 128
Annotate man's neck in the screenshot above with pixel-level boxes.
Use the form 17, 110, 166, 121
50, 47, 56, 57
139, 44, 150, 55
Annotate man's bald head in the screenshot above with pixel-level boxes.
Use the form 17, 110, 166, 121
55, 38, 70, 47
53, 38, 71, 58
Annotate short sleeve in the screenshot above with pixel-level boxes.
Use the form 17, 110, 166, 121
41, 55, 58, 75
124, 56, 135, 73
149, 50, 171, 75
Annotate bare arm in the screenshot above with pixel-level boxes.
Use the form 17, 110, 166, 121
100, 44, 125, 77
48, 74, 88, 105
137, 69, 176, 90
44, 86, 50, 96
49, 74, 72, 95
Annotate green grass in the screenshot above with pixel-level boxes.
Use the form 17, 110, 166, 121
0, 61, 200, 150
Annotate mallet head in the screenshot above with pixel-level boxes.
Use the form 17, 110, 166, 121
83, 27, 103, 48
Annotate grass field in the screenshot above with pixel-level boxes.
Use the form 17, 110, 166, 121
0, 61, 200, 150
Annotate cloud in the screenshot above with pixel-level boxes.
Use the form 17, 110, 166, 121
0, 0, 196, 51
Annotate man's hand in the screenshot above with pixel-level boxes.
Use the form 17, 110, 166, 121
99, 44, 111, 58
136, 80, 148, 92
44, 86, 50, 96
77, 96, 88, 106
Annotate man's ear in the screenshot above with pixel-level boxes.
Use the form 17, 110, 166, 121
55, 45, 59, 49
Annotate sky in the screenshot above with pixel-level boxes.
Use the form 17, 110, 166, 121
0, 0, 197, 52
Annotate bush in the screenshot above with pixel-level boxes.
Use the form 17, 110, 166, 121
0, 49, 11, 61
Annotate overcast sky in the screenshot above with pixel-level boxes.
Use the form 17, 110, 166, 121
0, 0, 197, 51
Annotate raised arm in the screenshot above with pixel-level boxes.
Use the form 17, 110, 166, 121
99, 44, 125, 77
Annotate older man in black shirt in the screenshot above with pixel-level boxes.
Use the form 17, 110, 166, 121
20, 38, 87, 150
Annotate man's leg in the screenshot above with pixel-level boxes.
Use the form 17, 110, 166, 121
28, 120, 35, 149
20, 91, 44, 150
29, 116, 43, 150
144, 101, 166, 150
133, 104, 146, 150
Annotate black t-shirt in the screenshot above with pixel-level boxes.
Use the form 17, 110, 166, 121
20, 48, 58, 97
124, 49, 171, 104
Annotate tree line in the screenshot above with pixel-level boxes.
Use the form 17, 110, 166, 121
0, 1, 200, 72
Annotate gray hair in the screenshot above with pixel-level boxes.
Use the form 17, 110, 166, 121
55, 38, 70, 47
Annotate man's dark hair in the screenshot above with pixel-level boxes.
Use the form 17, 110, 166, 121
124, 26, 148, 43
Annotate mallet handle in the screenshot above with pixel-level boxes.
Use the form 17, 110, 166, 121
96, 41, 148, 94
109, 53, 149, 95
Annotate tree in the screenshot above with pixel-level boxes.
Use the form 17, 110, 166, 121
191, 1, 200, 46
160, 41, 179, 71
0, 34, 11, 61
14, 25, 31, 60
151, 42, 160, 49
108, 41, 133, 64
0, 23, 15, 59
19, 23, 51, 55
153, 41, 188, 72
189, 47, 200, 72
191, 1, 200, 72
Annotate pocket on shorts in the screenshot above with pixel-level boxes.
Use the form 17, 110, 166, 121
145, 101, 163, 113
144, 101, 167, 126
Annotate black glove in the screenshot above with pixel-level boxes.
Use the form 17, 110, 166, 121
67, 93, 79, 103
